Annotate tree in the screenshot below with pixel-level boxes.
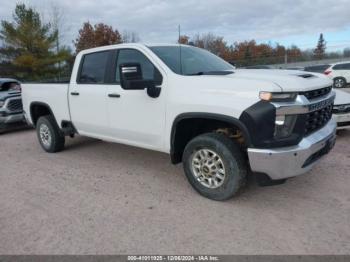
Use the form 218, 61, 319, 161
178, 35, 189, 45
191, 33, 231, 60
0, 4, 71, 80
173, 31, 333, 66
50, 3, 71, 80
287, 45, 302, 63
74, 22, 122, 53
122, 30, 140, 43
313, 33, 326, 59
344, 48, 350, 58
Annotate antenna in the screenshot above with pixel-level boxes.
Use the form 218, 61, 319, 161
178, 25, 183, 74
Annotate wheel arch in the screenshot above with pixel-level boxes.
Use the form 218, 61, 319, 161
29, 101, 58, 127
170, 112, 252, 164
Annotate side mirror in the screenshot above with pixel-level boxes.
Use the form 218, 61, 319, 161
119, 62, 161, 98
120, 63, 144, 90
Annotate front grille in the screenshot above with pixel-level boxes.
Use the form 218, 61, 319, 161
299, 86, 332, 100
304, 104, 333, 136
6, 98, 23, 112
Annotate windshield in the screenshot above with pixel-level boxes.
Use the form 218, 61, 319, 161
149, 45, 234, 76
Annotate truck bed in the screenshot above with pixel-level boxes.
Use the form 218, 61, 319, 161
22, 83, 71, 126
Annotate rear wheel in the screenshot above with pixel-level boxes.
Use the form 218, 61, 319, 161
36, 115, 65, 153
334, 77, 347, 88
182, 133, 247, 201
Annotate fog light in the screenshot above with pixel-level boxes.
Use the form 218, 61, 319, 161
274, 115, 297, 139
275, 115, 285, 126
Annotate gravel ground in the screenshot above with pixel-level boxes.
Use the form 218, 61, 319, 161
0, 126, 349, 255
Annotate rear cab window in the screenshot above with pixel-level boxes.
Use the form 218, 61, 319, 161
78, 51, 110, 84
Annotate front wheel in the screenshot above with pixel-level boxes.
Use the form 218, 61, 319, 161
334, 77, 347, 88
182, 133, 247, 201
36, 115, 65, 153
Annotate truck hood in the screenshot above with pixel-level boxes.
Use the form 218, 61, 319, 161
231, 69, 333, 92
0, 90, 21, 101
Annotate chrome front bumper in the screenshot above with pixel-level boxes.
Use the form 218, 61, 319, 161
247, 119, 337, 180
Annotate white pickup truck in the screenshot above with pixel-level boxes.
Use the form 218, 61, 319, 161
22, 43, 337, 200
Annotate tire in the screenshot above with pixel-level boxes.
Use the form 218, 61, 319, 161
182, 133, 247, 201
333, 77, 347, 88
36, 115, 65, 153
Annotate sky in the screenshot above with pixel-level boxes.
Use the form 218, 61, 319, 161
0, 0, 350, 51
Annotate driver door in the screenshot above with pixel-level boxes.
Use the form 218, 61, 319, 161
106, 48, 166, 150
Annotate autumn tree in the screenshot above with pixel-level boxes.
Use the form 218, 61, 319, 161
175, 32, 326, 66
287, 45, 302, 63
0, 4, 71, 80
74, 22, 122, 53
178, 35, 189, 45
231, 40, 258, 66
273, 44, 286, 64
192, 33, 229, 57
313, 33, 326, 59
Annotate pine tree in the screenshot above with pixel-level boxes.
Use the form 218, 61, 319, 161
313, 33, 326, 59
0, 4, 71, 81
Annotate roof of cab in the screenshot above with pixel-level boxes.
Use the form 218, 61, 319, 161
77, 43, 190, 55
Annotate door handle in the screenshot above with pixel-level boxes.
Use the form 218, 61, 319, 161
70, 92, 80, 96
108, 93, 121, 98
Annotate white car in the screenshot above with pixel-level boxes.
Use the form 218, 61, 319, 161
324, 62, 350, 88
22, 43, 337, 200
333, 89, 350, 129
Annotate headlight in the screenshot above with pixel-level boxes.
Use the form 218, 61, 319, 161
0, 100, 4, 108
274, 115, 297, 139
9, 83, 21, 92
260, 92, 297, 102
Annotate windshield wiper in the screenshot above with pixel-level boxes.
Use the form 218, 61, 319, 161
186, 71, 234, 76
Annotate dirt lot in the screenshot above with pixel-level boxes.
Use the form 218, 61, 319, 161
0, 123, 349, 255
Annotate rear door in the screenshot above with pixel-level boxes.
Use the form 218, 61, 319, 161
69, 50, 112, 137
333, 63, 350, 82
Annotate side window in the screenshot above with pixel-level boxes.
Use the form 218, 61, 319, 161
78, 51, 109, 84
342, 63, 350, 70
115, 49, 161, 84
333, 64, 344, 70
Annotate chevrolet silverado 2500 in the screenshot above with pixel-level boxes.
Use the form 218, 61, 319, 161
22, 44, 337, 200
